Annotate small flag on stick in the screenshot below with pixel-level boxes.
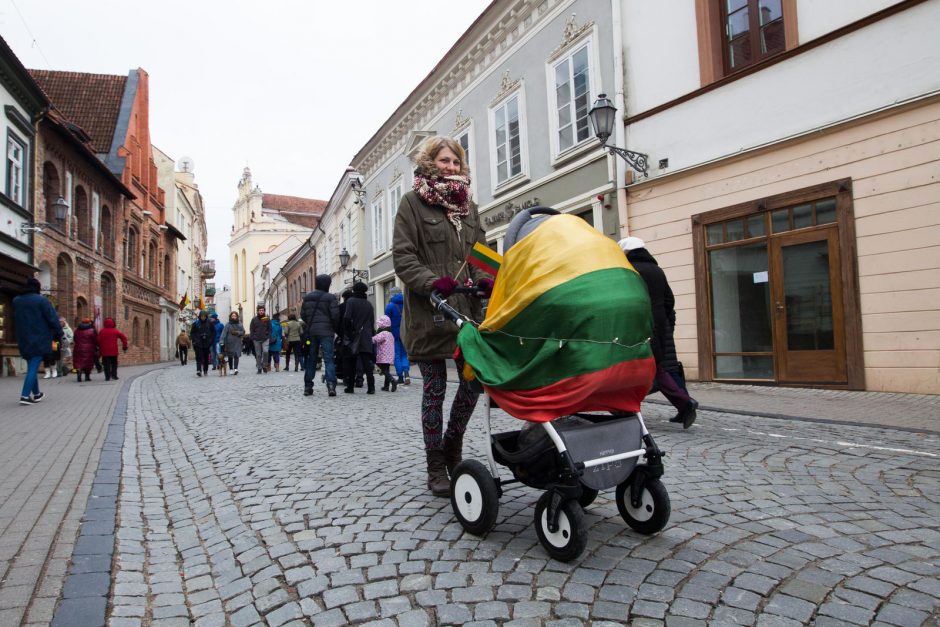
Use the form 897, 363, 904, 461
178, 292, 189, 310
467, 242, 502, 276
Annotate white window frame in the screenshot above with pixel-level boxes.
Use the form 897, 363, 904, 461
454, 124, 478, 201
344, 213, 352, 254
546, 29, 601, 164
488, 85, 529, 194
6, 132, 26, 206
387, 181, 402, 249
371, 197, 386, 255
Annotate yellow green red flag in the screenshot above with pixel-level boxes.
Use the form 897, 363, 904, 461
467, 241, 502, 276
457, 214, 655, 421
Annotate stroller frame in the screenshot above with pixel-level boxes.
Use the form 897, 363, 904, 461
436, 293, 670, 561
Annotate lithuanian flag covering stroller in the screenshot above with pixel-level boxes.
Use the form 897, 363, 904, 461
456, 212, 656, 421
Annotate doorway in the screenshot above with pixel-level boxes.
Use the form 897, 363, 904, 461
695, 179, 863, 388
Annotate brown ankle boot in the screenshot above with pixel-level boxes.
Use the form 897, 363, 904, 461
426, 450, 450, 497
443, 433, 463, 478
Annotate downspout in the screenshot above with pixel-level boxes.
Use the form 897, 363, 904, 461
611, 0, 629, 237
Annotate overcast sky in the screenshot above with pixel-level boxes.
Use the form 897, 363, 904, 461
2, 0, 491, 286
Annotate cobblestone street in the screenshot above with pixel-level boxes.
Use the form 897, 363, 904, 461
92, 365, 940, 626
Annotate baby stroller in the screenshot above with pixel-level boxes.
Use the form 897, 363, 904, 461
433, 208, 670, 562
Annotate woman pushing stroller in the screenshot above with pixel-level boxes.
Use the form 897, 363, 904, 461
392, 136, 493, 497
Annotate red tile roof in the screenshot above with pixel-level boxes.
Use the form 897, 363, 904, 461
262, 194, 326, 229
29, 70, 127, 154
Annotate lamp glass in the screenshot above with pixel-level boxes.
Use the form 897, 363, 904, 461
338, 248, 350, 268
52, 196, 69, 221
588, 93, 617, 144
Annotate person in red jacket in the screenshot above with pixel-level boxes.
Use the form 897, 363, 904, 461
97, 317, 128, 381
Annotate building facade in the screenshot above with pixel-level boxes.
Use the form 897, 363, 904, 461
351, 0, 623, 315
31, 68, 181, 364
619, 0, 940, 393
0, 36, 48, 367
228, 167, 324, 319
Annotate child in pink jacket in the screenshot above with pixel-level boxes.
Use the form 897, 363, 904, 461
373, 315, 397, 392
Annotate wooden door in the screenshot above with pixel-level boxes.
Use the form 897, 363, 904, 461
770, 227, 847, 384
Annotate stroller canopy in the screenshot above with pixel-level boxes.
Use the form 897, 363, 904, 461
457, 212, 655, 422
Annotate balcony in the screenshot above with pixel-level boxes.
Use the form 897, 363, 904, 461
205, 285, 216, 297
201, 259, 216, 278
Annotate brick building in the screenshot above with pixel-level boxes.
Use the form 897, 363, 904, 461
31, 68, 180, 364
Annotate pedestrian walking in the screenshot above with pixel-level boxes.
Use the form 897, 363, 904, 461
190, 311, 214, 377
620, 236, 698, 428
283, 313, 304, 372
384, 291, 410, 384
219, 311, 245, 374
391, 136, 491, 496
269, 316, 284, 372
176, 329, 190, 366
58, 317, 73, 377
210, 313, 224, 370
12, 277, 62, 404
97, 317, 128, 381
342, 282, 376, 394
373, 314, 397, 392
249, 305, 272, 374
72, 318, 98, 382
300, 274, 339, 396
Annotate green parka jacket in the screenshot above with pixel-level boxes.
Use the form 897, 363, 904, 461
392, 189, 486, 361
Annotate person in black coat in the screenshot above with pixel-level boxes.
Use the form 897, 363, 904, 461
341, 282, 375, 394
620, 237, 698, 429
190, 310, 215, 377
300, 274, 340, 397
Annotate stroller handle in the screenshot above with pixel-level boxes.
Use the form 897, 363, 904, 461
430, 287, 481, 327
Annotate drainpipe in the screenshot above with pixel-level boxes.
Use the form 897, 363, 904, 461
611, 0, 629, 237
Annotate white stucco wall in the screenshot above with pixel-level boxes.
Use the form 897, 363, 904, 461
796, 0, 903, 43
627, 1, 940, 176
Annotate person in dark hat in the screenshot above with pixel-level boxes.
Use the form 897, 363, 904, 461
300, 274, 339, 396
619, 236, 698, 429
13, 278, 62, 404
341, 281, 376, 394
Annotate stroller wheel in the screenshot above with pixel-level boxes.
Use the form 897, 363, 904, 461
578, 486, 599, 508
450, 460, 499, 536
534, 493, 588, 562
616, 477, 670, 535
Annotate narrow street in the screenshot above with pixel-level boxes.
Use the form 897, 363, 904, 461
83, 365, 940, 626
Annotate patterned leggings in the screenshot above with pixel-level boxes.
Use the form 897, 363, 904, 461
417, 357, 480, 451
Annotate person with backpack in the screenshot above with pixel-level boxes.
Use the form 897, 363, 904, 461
283, 313, 304, 372
300, 274, 339, 396
269, 316, 284, 372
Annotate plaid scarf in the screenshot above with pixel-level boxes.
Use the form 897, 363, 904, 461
413, 172, 472, 232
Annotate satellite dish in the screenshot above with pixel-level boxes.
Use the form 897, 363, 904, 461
177, 157, 195, 173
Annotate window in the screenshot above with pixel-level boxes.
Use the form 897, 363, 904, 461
74, 186, 91, 245
456, 130, 472, 175
6, 133, 26, 206
148, 241, 158, 282
372, 198, 386, 253
722, 0, 785, 72
101, 273, 116, 320
552, 44, 592, 153
388, 184, 401, 246
344, 213, 352, 254
42, 162, 62, 228
144, 319, 151, 348
101, 206, 114, 258
126, 226, 138, 271
132, 317, 140, 345
491, 94, 524, 185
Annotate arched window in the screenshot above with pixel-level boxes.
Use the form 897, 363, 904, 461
76, 296, 88, 324
42, 162, 62, 229
56, 254, 73, 322
126, 227, 138, 271
74, 186, 91, 244
233, 254, 239, 302
100, 205, 113, 258
144, 319, 151, 348
240, 249, 247, 298
164, 254, 171, 288
148, 240, 158, 282
132, 317, 140, 345
101, 272, 116, 320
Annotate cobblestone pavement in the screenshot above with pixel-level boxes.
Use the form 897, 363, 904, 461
108, 366, 940, 626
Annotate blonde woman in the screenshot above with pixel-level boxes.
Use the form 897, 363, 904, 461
392, 136, 493, 496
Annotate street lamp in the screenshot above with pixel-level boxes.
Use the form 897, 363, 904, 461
588, 93, 649, 177
338, 248, 368, 282
21, 196, 69, 233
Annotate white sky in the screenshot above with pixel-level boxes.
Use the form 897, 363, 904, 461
1, 0, 491, 286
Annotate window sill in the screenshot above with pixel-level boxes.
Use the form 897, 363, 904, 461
550, 140, 602, 169
492, 173, 530, 198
